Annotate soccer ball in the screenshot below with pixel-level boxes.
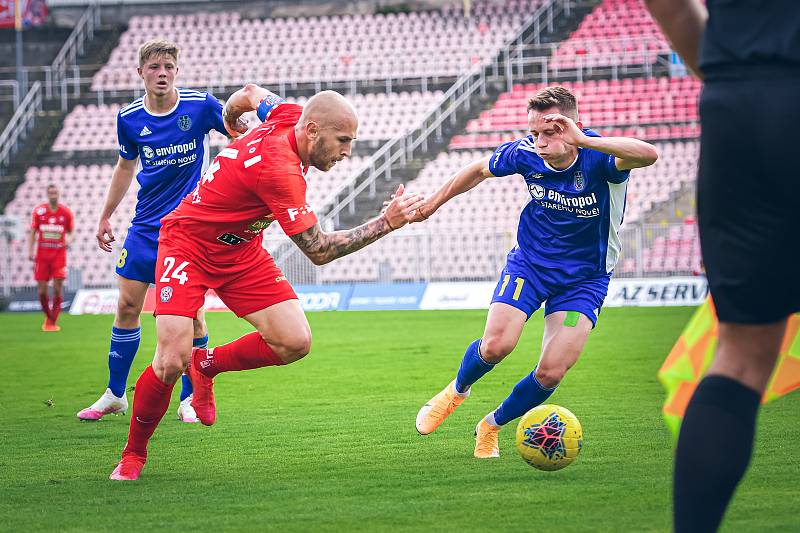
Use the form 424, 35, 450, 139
515, 404, 582, 471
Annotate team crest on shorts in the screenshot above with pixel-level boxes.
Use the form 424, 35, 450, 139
574, 171, 585, 191
160, 286, 173, 303
177, 115, 192, 131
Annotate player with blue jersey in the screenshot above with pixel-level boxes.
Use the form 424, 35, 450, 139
414, 86, 658, 457
77, 39, 244, 423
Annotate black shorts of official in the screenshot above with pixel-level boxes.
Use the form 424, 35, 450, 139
697, 76, 800, 324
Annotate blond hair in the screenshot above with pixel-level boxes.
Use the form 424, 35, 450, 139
138, 39, 180, 68
527, 86, 578, 120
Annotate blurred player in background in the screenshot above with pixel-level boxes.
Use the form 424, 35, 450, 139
77, 39, 245, 423
28, 184, 74, 332
109, 85, 424, 480
645, 1, 800, 531
413, 86, 658, 458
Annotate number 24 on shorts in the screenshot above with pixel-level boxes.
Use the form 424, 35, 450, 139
498, 274, 525, 301
160, 257, 190, 285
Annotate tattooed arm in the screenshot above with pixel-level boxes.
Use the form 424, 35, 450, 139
290, 184, 424, 265
290, 217, 392, 265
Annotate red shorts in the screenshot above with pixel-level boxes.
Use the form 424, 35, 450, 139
34, 253, 66, 281
154, 228, 296, 319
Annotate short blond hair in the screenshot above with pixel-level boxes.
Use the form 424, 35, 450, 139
138, 39, 180, 68
528, 86, 578, 120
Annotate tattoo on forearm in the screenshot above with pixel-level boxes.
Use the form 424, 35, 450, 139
290, 217, 392, 265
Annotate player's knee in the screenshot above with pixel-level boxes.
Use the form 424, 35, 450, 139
116, 295, 143, 324
535, 365, 565, 389
152, 352, 187, 384
480, 335, 515, 363
266, 329, 312, 364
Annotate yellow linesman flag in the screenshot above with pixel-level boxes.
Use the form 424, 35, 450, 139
658, 298, 800, 439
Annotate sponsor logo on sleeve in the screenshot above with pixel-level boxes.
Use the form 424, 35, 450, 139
287, 205, 313, 221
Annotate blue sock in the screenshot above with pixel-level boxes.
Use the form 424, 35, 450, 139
107, 327, 141, 398
454, 339, 495, 394
181, 335, 208, 401
492, 370, 557, 426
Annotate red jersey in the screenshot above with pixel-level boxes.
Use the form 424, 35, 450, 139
162, 104, 318, 260
31, 203, 73, 259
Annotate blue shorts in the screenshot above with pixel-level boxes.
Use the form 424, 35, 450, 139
115, 226, 159, 284
490, 266, 611, 327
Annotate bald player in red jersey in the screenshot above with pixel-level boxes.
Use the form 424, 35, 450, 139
110, 85, 425, 480
28, 184, 74, 332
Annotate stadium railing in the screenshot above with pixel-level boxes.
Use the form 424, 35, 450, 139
0, 82, 43, 176
0, 80, 20, 110
499, 40, 673, 85
0, 221, 699, 294
0, 2, 100, 107
255, 222, 700, 286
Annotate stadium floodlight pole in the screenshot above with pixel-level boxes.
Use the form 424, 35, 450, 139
15, 0, 24, 91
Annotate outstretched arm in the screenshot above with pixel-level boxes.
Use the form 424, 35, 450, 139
644, 0, 707, 79
414, 156, 494, 221
290, 185, 424, 265
544, 114, 659, 171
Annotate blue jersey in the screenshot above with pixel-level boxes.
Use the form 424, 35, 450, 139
489, 131, 630, 281
116, 88, 226, 231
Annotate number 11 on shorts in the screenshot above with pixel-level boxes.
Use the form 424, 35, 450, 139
160, 257, 190, 285
498, 274, 525, 301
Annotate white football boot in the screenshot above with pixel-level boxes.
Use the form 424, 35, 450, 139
77, 388, 128, 421
177, 395, 199, 423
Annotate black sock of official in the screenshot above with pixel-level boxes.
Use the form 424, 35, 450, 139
673, 375, 761, 533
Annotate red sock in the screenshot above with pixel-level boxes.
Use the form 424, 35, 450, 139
51, 295, 63, 323
194, 331, 286, 378
122, 365, 175, 459
39, 294, 52, 321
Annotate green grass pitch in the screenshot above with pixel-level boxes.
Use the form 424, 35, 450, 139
1, 308, 797, 532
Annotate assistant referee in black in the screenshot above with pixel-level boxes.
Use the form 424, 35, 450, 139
645, 1, 800, 531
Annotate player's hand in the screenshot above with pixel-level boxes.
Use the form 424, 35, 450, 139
28, 251, 35, 262
383, 184, 425, 230
96, 218, 115, 253
381, 191, 430, 222
543, 113, 586, 147
222, 106, 249, 138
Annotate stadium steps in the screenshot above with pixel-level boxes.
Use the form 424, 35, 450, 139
0, 27, 74, 146
0, 24, 122, 209
0, 111, 66, 209
330, 0, 599, 230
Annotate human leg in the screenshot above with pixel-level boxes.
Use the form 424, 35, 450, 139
77, 276, 149, 421
417, 268, 542, 436
673, 320, 786, 533
110, 315, 194, 480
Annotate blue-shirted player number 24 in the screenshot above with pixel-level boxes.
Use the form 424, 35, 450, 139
498, 274, 525, 301
160, 257, 190, 285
